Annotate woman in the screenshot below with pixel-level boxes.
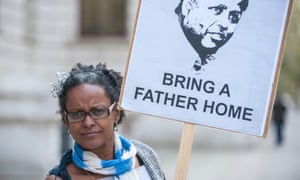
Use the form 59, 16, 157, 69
46, 63, 165, 180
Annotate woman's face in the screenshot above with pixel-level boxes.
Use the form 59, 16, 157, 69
64, 83, 119, 152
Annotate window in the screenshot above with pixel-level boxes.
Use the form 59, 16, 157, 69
81, 0, 126, 36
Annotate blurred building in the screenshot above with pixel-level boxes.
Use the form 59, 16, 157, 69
0, 0, 138, 179
0, 1, 279, 179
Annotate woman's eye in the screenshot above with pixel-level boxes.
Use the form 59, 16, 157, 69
70, 112, 84, 119
92, 108, 106, 116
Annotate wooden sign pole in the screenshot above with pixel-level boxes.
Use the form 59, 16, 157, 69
175, 123, 195, 180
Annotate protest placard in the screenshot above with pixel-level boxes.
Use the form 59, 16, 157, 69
120, 0, 292, 137
120, 0, 293, 178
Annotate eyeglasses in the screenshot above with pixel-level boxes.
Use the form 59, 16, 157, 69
65, 103, 116, 122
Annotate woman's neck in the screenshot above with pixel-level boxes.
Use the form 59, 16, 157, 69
89, 136, 115, 160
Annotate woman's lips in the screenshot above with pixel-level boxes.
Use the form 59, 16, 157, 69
81, 131, 100, 137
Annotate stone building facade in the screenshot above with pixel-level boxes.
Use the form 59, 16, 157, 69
0, 0, 139, 179
0, 1, 267, 179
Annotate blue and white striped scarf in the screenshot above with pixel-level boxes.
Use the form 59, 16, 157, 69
72, 133, 138, 179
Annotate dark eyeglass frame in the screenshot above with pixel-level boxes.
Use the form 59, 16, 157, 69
65, 103, 116, 122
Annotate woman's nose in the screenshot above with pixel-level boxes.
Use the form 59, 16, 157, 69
82, 114, 95, 127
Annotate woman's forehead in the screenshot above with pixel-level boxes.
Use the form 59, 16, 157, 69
66, 84, 111, 108
67, 84, 107, 100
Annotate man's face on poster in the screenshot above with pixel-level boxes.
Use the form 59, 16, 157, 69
178, 0, 247, 49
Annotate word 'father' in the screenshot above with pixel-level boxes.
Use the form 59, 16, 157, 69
133, 72, 253, 121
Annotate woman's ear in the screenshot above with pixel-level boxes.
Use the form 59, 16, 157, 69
61, 111, 70, 128
113, 103, 121, 124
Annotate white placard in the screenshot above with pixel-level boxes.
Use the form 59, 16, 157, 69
120, 0, 292, 137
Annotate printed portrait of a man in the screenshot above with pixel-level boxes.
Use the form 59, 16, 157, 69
175, 0, 249, 72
